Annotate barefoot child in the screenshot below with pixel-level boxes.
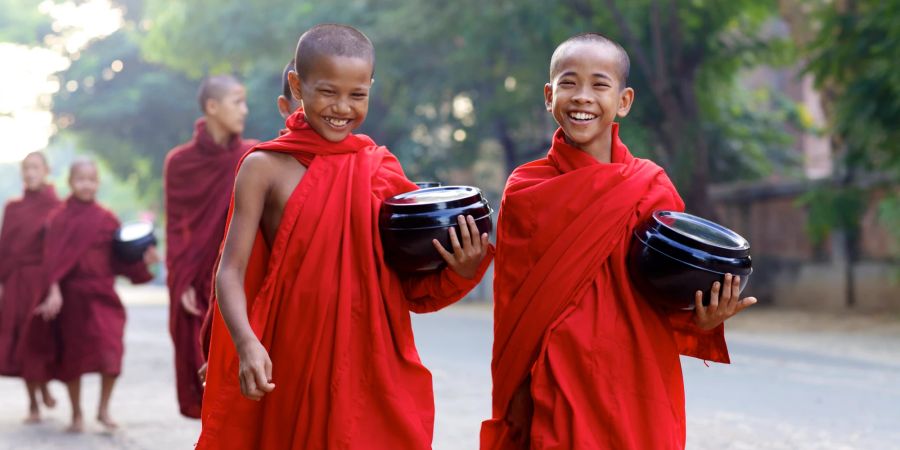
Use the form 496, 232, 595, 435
480, 33, 757, 449
197, 24, 492, 449
36, 159, 159, 432
164, 75, 257, 418
0, 152, 61, 423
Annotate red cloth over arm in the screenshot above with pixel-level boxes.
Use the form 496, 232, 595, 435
635, 171, 730, 364
404, 246, 494, 313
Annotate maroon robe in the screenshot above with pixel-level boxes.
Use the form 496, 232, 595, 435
0, 185, 60, 380
164, 118, 257, 418
44, 197, 153, 381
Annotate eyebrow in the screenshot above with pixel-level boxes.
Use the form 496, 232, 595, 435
559, 71, 613, 81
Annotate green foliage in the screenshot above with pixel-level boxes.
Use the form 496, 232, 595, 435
0, 0, 53, 44
798, 184, 867, 244
801, 0, 900, 251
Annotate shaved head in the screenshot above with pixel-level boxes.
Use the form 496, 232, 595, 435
294, 24, 375, 81
550, 33, 630, 87
68, 157, 97, 179
23, 151, 49, 169
282, 59, 295, 100
197, 74, 243, 113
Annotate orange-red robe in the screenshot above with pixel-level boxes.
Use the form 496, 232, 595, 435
481, 125, 730, 450
44, 197, 153, 381
0, 185, 60, 381
197, 111, 493, 450
164, 118, 256, 418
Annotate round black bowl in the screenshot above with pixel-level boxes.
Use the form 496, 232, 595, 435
627, 211, 752, 309
414, 181, 442, 189
114, 221, 157, 263
380, 186, 493, 273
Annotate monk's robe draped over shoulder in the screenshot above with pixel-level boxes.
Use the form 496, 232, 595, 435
197, 111, 492, 450
481, 124, 729, 450
44, 197, 153, 381
0, 185, 60, 380
164, 118, 256, 418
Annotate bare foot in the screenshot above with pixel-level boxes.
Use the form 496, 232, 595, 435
23, 409, 41, 425
97, 413, 118, 431
66, 415, 84, 433
41, 390, 57, 408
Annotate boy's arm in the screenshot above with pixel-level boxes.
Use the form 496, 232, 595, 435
403, 215, 495, 313
215, 153, 275, 401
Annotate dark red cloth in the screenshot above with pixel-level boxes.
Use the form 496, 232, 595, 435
164, 118, 257, 418
44, 197, 153, 381
197, 110, 492, 449
481, 125, 729, 450
0, 185, 60, 380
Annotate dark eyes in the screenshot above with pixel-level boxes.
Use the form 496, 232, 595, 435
352, 92, 367, 99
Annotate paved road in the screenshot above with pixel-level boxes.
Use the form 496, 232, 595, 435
1, 286, 899, 449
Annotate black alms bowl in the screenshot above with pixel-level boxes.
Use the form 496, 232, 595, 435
627, 211, 752, 309
414, 181, 442, 189
380, 186, 493, 273
114, 221, 157, 263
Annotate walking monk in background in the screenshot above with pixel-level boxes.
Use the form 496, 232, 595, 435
163, 75, 257, 418
480, 33, 757, 449
36, 159, 159, 432
197, 24, 492, 449
0, 151, 60, 423
198, 61, 301, 383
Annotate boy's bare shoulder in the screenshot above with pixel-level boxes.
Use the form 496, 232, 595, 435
239, 151, 302, 176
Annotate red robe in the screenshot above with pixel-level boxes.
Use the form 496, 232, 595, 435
44, 197, 153, 381
164, 118, 256, 418
197, 111, 493, 450
481, 125, 730, 450
0, 185, 60, 380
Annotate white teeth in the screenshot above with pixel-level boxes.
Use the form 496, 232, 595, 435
326, 117, 350, 127
569, 112, 596, 120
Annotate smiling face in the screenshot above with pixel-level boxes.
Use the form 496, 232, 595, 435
69, 161, 99, 202
289, 54, 373, 142
544, 41, 634, 157
21, 153, 49, 191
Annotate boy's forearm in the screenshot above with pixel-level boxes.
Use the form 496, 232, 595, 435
216, 268, 257, 348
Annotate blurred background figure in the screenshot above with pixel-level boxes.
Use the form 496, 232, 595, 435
163, 75, 257, 419
0, 152, 61, 424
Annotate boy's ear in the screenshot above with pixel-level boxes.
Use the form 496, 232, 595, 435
204, 98, 219, 116
277, 96, 292, 119
617, 87, 635, 118
543, 83, 553, 112
288, 71, 303, 102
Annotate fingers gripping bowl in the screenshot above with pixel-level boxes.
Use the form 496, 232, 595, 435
113, 220, 157, 263
627, 211, 752, 309
380, 186, 493, 274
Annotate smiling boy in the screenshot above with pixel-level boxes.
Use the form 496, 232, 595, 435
480, 33, 756, 449
197, 24, 492, 450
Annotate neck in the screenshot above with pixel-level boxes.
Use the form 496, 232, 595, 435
204, 118, 233, 147
570, 127, 613, 163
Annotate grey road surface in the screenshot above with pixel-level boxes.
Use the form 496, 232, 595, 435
1, 286, 898, 450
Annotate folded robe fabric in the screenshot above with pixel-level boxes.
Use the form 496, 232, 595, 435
44, 197, 153, 381
481, 124, 729, 450
197, 111, 492, 450
164, 118, 256, 418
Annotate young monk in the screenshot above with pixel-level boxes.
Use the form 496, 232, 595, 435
36, 159, 159, 432
163, 74, 257, 418
197, 24, 492, 449
480, 33, 757, 449
0, 151, 61, 423
197, 61, 303, 384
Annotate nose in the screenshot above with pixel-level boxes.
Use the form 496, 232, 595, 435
572, 85, 593, 104
334, 98, 352, 115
